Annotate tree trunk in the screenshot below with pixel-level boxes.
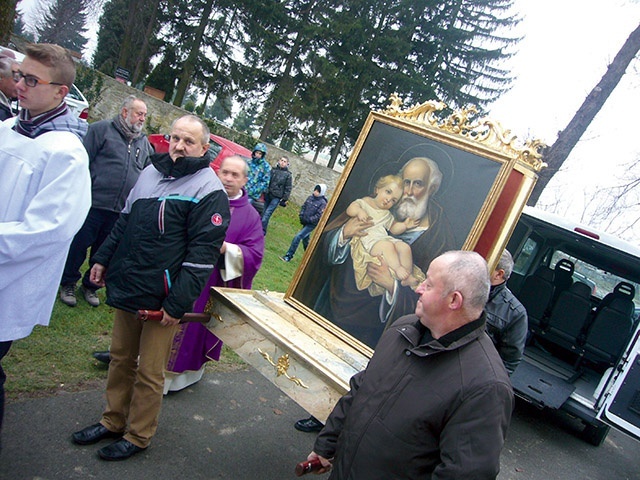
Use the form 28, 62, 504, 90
173, 0, 215, 107
327, 127, 346, 170
260, 29, 303, 141
117, 0, 141, 70
0, 0, 18, 45
131, 0, 160, 85
199, 6, 237, 113
529, 22, 640, 205
312, 122, 328, 164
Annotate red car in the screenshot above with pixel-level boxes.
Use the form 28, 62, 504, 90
148, 133, 252, 173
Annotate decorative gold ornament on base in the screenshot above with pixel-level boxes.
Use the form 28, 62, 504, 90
258, 348, 309, 389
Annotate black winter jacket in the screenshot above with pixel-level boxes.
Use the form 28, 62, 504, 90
299, 194, 327, 226
485, 282, 528, 374
84, 117, 153, 213
314, 314, 513, 480
266, 165, 292, 201
93, 153, 230, 318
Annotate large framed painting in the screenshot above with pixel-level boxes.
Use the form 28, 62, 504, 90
285, 98, 544, 354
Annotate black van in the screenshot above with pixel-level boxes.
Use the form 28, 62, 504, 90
506, 207, 640, 446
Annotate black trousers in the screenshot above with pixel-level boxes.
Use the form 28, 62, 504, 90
60, 207, 119, 289
0, 340, 13, 446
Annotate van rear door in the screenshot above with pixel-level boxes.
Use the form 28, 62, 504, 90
597, 329, 640, 441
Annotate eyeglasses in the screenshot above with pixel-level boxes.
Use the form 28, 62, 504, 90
13, 71, 63, 88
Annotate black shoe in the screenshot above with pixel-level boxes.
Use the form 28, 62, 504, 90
294, 416, 324, 433
93, 351, 111, 364
98, 438, 145, 461
72, 423, 122, 445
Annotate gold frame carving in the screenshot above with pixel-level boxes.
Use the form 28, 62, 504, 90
383, 93, 546, 172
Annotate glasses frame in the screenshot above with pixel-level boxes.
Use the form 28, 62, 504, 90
13, 71, 64, 88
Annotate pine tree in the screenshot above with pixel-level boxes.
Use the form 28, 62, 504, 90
92, 0, 127, 74
233, 0, 518, 165
93, 0, 161, 82
306, 0, 519, 166
145, 45, 179, 102
35, 0, 89, 54
160, 0, 243, 108
13, 12, 36, 42
238, 0, 335, 143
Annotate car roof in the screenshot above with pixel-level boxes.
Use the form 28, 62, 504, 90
1, 46, 23, 61
521, 206, 640, 283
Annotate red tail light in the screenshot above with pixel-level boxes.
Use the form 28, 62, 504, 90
79, 108, 89, 120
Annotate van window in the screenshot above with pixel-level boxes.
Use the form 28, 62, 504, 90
550, 250, 640, 309
513, 237, 539, 275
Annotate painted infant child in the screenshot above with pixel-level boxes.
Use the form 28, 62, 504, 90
346, 174, 422, 296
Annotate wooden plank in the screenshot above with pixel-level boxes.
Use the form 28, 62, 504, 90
206, 287, 369, 423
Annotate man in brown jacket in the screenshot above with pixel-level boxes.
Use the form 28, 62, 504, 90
307, 251, 514, 479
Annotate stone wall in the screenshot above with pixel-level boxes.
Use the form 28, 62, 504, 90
79, 68, 341, 206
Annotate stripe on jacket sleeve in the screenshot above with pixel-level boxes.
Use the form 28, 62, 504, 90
158, 195, 200, 203
182, 262, 215, 269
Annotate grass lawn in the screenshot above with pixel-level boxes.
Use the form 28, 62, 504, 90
4, 203, 310, 401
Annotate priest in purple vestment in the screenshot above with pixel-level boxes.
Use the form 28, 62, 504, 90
164, 155, 265, 393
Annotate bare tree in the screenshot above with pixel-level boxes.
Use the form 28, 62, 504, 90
585, 155, 640, 240
529, 22, 640, 205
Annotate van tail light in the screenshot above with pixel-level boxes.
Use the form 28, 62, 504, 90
574, 227, 600, 240
79, 108, 89, 120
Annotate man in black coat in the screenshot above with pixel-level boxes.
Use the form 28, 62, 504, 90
261, 155, 292, 234
59, 95, 152, 308
71, 115, 229, 461
485, 249, 528, 374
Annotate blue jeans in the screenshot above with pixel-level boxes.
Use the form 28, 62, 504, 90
261, 195, 280, 234
61, 207, 119, 289
285, 225, 315, 259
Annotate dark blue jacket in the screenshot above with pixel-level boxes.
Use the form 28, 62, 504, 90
299, 193, 327, 227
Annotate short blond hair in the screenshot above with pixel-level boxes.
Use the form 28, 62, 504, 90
374, 174, 403, 192
25, 43, 76, 88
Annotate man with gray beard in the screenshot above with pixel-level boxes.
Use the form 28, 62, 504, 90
60, 95, 153, 307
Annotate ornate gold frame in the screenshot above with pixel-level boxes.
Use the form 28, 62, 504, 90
284, 96, 545, 356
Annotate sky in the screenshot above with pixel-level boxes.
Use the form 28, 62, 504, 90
17, 0, 640, 237
487, 0, 640, 236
